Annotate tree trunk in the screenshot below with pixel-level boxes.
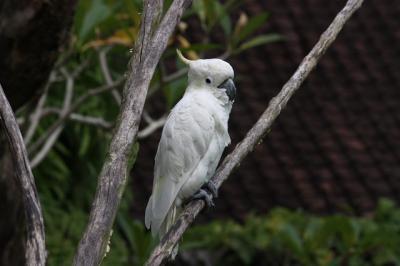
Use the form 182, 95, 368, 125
0, 142, 25, 266
0, 0, 77, 264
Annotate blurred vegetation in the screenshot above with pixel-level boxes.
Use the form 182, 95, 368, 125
16, 0, 400, 265
183, 199, 400, 266
23, 0, 280, 265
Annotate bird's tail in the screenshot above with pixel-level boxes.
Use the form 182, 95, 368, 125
159, 203, 181, 259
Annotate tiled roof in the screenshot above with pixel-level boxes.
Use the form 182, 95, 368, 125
131, 0, 400, 221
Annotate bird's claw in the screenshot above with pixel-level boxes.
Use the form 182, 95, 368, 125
191, 189, 215, 208
202, 181, 218, 198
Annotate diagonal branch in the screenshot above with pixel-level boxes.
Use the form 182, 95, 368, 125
145, 0, 365, 264
0, 82, 46, 265
23, 72, 55, 145
29, 67, 75, 168
72, 0, 192, 265
138, 115, 167, 139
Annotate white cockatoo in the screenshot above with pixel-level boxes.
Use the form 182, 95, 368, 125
145, 50, 236, 250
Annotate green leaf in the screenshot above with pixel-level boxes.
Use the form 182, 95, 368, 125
131, 221, 156, 265
321, 215, 360, 251
192, 0, 232, 34
192, 0, 207, 30
235, 13, 269, 43
214, 1, 232, 35
230, 240, 254, 265
304, 218, 324, 249
163, 74, 187, 109
79, 0, 112, 41
238, 34, 282, 52
279, 224, 304, 257
375, 198, 397, 221
78, 126, 91, 156
48, 150, 70, 177
373, 249, 400, 265
116, 214, 135, 250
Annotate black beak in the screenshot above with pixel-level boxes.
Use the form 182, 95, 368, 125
218, 78, 236, 101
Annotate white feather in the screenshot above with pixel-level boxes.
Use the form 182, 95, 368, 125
145, 57, 234, 243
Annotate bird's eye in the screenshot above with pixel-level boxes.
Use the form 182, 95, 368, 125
205, 78, 212, 84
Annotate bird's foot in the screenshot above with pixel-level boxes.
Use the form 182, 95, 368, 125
191, 189, 215, 208
201, 181, 218, 198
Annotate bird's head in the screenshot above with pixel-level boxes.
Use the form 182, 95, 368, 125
177, 50, 236, 101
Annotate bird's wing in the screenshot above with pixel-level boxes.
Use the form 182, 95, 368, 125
145, 100, 215, 234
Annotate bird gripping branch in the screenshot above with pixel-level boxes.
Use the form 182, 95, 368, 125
145, 50, 236, 258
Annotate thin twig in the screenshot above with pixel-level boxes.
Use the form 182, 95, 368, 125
138, 115, 167, 139
99, 47, 122, 104
142, 110, 155, 124
145, 0, 364, 264
68, 113, 113, 129
0, 82, 46, 265
73, 0, 191, 265
72, 58, 91, 78
30, 67, 74, 168
28, 77, 124, 155
41, 108, 113, 129
24, 74, 52, 144
20, 109, 113, 132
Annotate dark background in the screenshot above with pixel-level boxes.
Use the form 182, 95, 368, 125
132, 0, 400, 220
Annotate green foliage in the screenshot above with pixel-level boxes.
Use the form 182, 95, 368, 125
192, 0, 233, 35
78, 0, 113, 41
237, 34, 282, 53
74, 0, 141, 45
182, 199, 400, 266
234, 13, 270, 43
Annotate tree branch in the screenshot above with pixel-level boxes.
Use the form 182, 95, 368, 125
145, 0, 364, 264
72, 0, 192, 265
99, 47, 122, 105
138, 115, 167, 139
42, 108, 113, 129
27, 77, 124, 155
0, 82, 46, 265
29, 67, 74, 168
23, 75, 52, 145
19, 108, 114, 130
